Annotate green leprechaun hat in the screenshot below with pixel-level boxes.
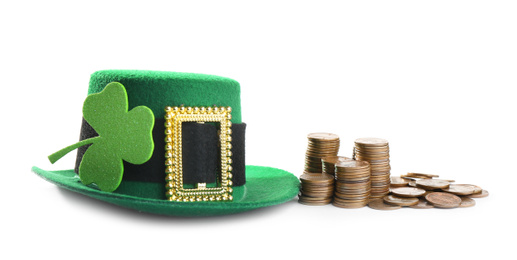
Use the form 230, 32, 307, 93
32, 70, 299, 216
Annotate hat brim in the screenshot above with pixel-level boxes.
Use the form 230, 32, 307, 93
32, 165, 300, 216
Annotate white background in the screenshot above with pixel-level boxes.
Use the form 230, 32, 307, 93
1, 1, 516, 259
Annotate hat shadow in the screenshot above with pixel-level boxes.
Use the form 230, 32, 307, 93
57, 187, 296, 222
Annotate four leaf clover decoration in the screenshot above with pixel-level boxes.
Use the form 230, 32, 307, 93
48, 82, 155, 192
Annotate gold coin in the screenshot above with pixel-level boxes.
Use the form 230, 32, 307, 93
355, 144, 389, 150
459, 196, 476, 208
425, 192, 461, 208
332, 197, 368, 209
354, 150, 389, 156
354, 137, 389, 146
335, 195, 371, 202
307, 132, 340, 141
322, 156, 352, 175
467, 189, 489, 198
335, 160, 370, 169
415, 179, 450, 190
409, 197, 434, 209
404, 172, 439, 179
391, 187, 426, 198
298, 197, 332, 206
322, 156, 352, 164
299, 172, 334, 183
383, 194, 419, 206
299, 172, 335, 200
367, 198, 401, 210
401, 176, 427, 181
304, 133, 340, 173
442, 184, 482, 196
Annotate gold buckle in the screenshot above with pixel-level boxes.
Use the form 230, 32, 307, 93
164, 106, 233, 202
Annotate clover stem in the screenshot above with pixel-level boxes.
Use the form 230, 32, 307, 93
48, 136, 100, 164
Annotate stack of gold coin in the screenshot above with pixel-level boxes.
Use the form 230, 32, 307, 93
298, 173, 335, 206
333, 160, 371, 208
321, 155, 352, 177
354, 137, 391, 198
304, 133, 340, 173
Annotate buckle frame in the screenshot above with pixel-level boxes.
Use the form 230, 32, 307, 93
164, 106, 233, 202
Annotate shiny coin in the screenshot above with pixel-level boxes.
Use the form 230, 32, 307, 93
354, 137, 389, 147
390, 177, 409, 187
415, 179, 450, 190
299, 172, 334, 203
354, 137, 391, 199
442, 184, 482, 196
425, 192, 461, 208
322, 156, 352, 164
332, 197, 368, 209
467, 189, 489, 198
322, 156, 353, 176
391, 187, 426, 198
459, 196, 476, 208
307, 132, 340, 141
409, 198, 434, 209
401, 176, 428, 182
367, 198, 401, 210
298, 196, 332, 206
404, 172, 439, 179
383, 194, 419, 206
300, 173, 334, 183
335, 160, 370, 169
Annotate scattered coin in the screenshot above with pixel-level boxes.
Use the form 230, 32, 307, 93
415, 179, 450, 190
442, 184, 482, 196
383, 194, 419, 206
425, 192, 461, 208
391, 187, 426, 198
459, 197, 476, 208
404, 172, 439, 179
409, 197, 434, 209
401, 176, 427, 182
390, 176, 409, 187
467, 189, 489, 198
368, 198, 402, 210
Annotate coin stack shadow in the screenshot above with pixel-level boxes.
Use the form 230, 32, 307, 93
333, 160, 371, 208
354, 138, 391, 199
304, 133, 340, 174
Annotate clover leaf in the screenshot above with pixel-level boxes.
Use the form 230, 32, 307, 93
48, 82, 155, 192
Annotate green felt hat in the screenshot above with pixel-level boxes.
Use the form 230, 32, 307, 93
33, 70, 299, 216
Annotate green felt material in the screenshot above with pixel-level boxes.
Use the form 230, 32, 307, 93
32, 165, 300, 216
48, 82, 155, 192
88, 70, 242, 123
48, 138, 97, 164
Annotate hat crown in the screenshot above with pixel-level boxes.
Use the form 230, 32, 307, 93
88, 70, 242, 123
